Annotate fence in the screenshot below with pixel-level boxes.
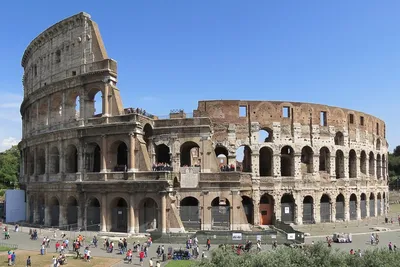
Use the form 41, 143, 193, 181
273, 220, 305, 244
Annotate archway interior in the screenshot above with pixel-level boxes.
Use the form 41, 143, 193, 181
29, 198, 34, 223
349, 194, 357, 220
369, 152, 375, 176
66, 145, 78, 173
180, 141, 200, 167
116, 142, 128, 168
335, 194, 345, 221
156, 144, 171, 165
75, 96, 80, 119
369, 193, 376, 217
241, 196, 254, 224
259, 128, 273, 143
87, 198, 101, 231
281, 146, 294, 176
86, 143, 101, 172
349, 150, 357, 178
37, 149, 46, 175
50, 147, 60, 174
280, 194, 295, 223
140, 198, 158, 233
180, 197, 200, 230
49, 197, 60, 227
301, 146, 313, 174
111, 198, 128, 232
143, 124, 153, 149
335, 150, 344, 178
319, 147, 330, 172
360, 151, 367, 174
377, 193, 382, 216
320, 194, 331, 223
93, 90, 103, 116
215, 146, 229, 170
334, 132, 344, 146
211, 197, 230, 230
360, 193, 367, 218
236, 146, 251, 172
259, 147, 273, 176
37, 196, 45, 225
67, 197, 78, 226
302, 196, 314, 224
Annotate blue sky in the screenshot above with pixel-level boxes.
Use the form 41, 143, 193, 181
0, 0, 399, 152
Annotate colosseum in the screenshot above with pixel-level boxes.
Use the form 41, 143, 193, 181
18, 12, 389, 234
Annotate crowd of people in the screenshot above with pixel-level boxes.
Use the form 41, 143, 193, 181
152, 162, 173, 171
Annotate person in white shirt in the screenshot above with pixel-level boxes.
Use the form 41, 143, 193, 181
86, 250, 91, 262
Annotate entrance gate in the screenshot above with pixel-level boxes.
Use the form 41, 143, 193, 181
320, 202, 331, 222
369, 199, 375, 217
280, 203, 294, 223
180, 206, 200, 230
302, 203, 313, 224
377, 199, 381, 216
211, 206, 230, 230
349, 201, 357, 220
360, 200, 367, 218
336, 201, 345, 221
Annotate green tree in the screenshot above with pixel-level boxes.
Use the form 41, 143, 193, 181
0, 145, 20, 188
389, 145, 400, 181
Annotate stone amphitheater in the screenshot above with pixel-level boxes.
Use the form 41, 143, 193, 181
18, 12, 389, 233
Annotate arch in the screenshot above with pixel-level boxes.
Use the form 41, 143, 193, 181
334, 132, 344, 146
360, 151, 367, 174
242, 196, 254, 225
236, 145, 252, 172
280, 194, 295, 223
335, 150, 345, 178
143, 124, 153, 150
360, 193, 367, 218
110, 197, 128, 232
110, 141, 128, 171
215, 146, 229, 170
86, 143, 101, 172
335, 194, 345, 221
376, 138, 381, 150
37, 195, 45, 224
259, 193, 274, 225
319, 147, 330, 173
376, 154, 382, 179
156, 144, 171, 166
88, 89, 103, 116
211, 197, 230, 230
49, 146, 60, 174
369, 152, 375, 177
180, 141, 200, 167
36, 148, 45, 175
281, 146, 294, 176
67, 196, 78, 226
28, 196, 34, 223
27, 150, 34, 176
75, 95, 80, 119
139, 198, 158, 233
49, 196, 60, 227
320, 194, 331, 222
302, 196, 314, 224
369, 193, 376, 217
382, 154, 387, 180
349, 150, 357, 178
301, 146, 314, 174
349, 194, 357, 220
259, 128, 273, 143
377, 193, 382, 216
65, 144, 78, 173
86, 197, 101, 231
180, 197, 200, 230
259, 147, 273, 176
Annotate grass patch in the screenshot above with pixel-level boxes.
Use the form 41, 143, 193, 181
0, 246, 12, 252
389, 203, 400, 214
165, 260, 194, 267
0, 250, 120, 267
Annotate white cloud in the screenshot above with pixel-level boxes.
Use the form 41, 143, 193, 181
0, 137, 19, 152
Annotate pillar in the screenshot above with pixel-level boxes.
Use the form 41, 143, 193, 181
129, 133, 136, 171
47, 96, 51, 125
44, 205, 50, 226
100, 135, 108, 176
129, 194, 135, 233
331, 200, 336, 222
356, 197, 361, 220
344, 196, 350, 221
161, 192, 167, 233
330, 155, 336, 178
343, 156, 349, 179
273, 154, 281, 177
102, 83, 109, 116
252, 190, 260, 226
251, 152, 260, 177
293, 153, 301, 178
58, 140, 64, 174
101, 193, 107, 232
45, 143, 49, 180
59, 205, 67, 227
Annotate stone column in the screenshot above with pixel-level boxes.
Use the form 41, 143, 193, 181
129, 133, 136, 171
252, 189, 260, 226
374, 196, 378, 218
296, 195, 303, 225
61, 91, 66, 123
161, 192, 167, 233
314, 201, 321, 223
102, 83, 109, 116
134, 208, 140, 233
129, 194, 135, 233
100, 135, 108, 177
344, 196, 350, 221
101, 193, 107, 232
293, 153, 302, 178
343, 155, 349, 179
331, 200, 336, 222
273, 196, 281, 222
79, 92, 85, 121
59, 205, 67, 227
45, 143, 49, 181
312, 154, 319, 175
58, 139, 64, 174
356, 155, 361, 177
251, 152, 260, 177
273, 154, 281, 177
330, 155, 336, 178
47, 96, 51, 126
44, 205, 50, 226
366, 197, 370, 217
356, 197, 361, 220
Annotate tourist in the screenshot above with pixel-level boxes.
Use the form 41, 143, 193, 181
206, 238, 211, 250
11, 251, 16, 265
149, 257, 153, 267
86, 248, 91, 262
156, 261, 161, 267
52, 256, 57, 267
139, 250, 145, 266
26, 256, 31, 266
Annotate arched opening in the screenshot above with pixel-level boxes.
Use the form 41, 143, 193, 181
281, 146, 294, 176
111, 197, 128, 232
369, 152, 375, 178
180, 197, 200, 230
86, 197, 100, 231
75, 96, 80, 119
94, 91, 103, 116
65, 144, 78, 173
173, 177, 180, 188
376, 139, 381, 150
215, 146, 230, 171
259, 128, 273, 143
349, 150, 357, 178
27, 151, 34, 176
369, 193, 375, 217
302, 196, 314, 224
49, 197, 60, 227
67, 196, 78, 226
360, 193, 367, 219
280, 194, 295, 223
180, 141, 200, 167
37, 195, 45, 225
236, 145, 252, 172
110, 141, 128, 171
382, 154, 387, 180
259, 194, 274, 225
259, 147, 273, 176
334, 132, 344, 146
140, 198, 158, 233
29, 197, 34, 223
335, 194, 345, 221
377, 193, 382, 216
320, 194, 331, 222
241, 196, 254, 225
86, 143, 101, 172
143, 124, 153, 150
301, 146, 314, 174
360, 151, 367, 174
49, 147, 60, 174
349, 194, 357, 220
156, 144, 171, 165
335, 150, 344, 178
376, 154, 382, 179
319, 147, 330, 173
211, 197, 230, 230
37, 149, 45, 175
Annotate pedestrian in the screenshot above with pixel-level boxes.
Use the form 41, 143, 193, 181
149, 257, 153, 267
26, 256, 32, 266
139, 250, 145, 266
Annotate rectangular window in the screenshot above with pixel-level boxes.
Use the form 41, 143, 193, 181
72, 71, 76, 76
349, 114, 354, 124
376, 123, 379, 135
282, 106, 290, 118
320, 111, 327, 126
360, 116, 364, 126
239, 106, 247, 117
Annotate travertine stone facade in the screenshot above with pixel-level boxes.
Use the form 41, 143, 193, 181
19, 12, 389, 234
